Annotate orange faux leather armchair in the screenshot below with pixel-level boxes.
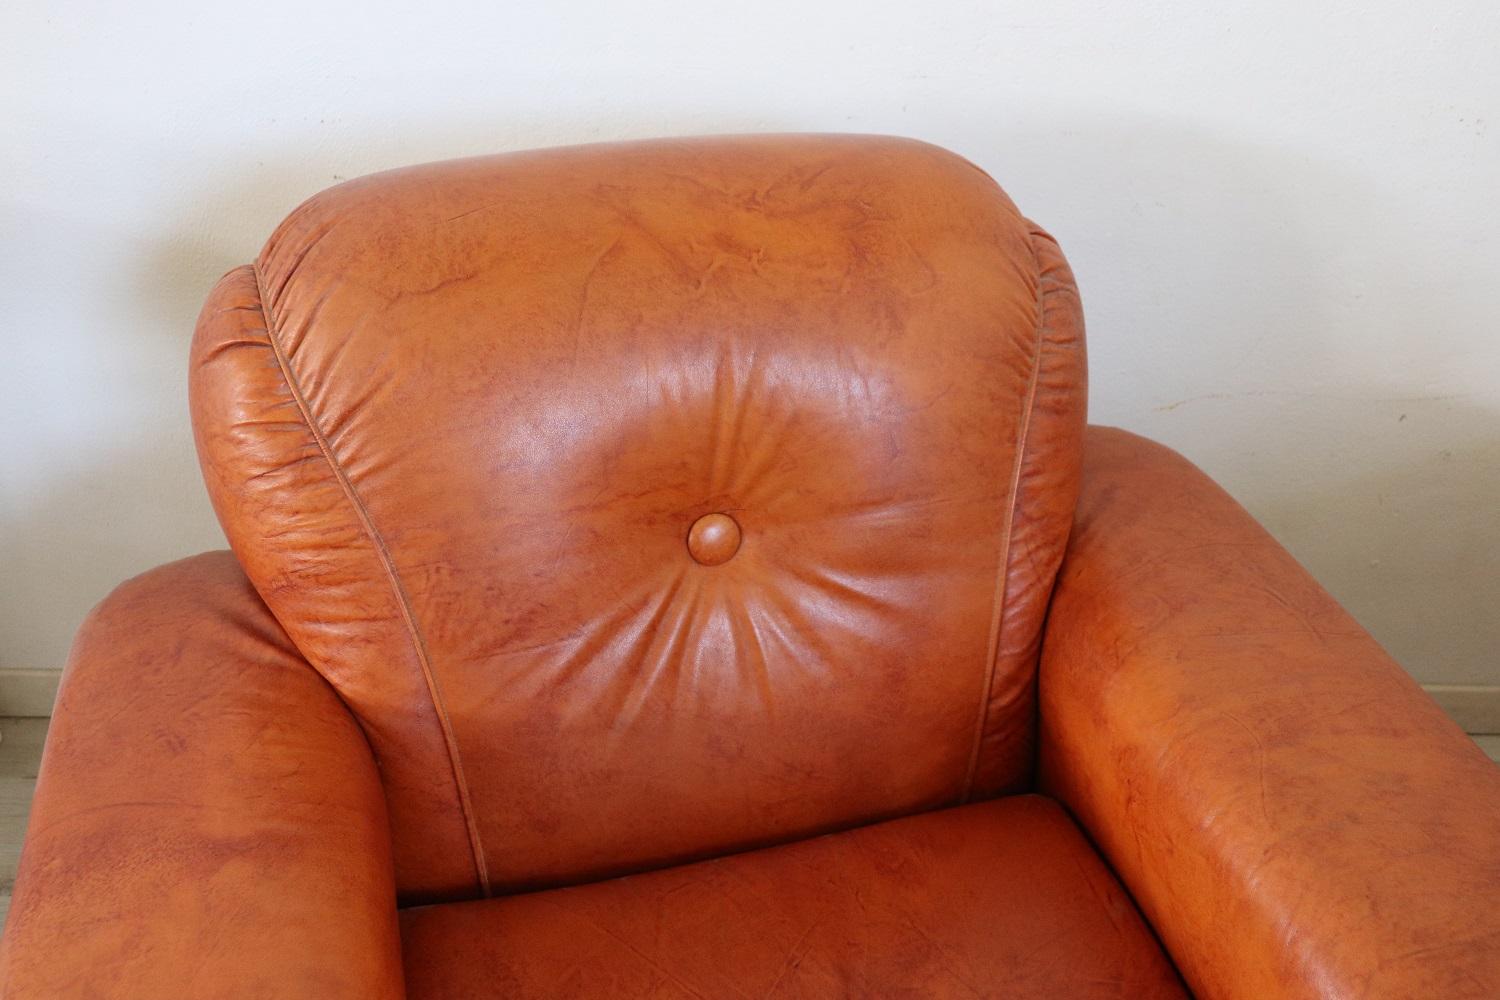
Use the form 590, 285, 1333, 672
3, 135, 1496, 999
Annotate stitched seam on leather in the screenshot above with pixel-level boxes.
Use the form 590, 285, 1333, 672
961, 228, 1047, 802
249, 263, 493, 897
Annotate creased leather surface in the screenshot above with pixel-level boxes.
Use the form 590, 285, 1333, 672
191, 264, 481, 901
10, 134, 1498, 996
1039, 427, 1500, 999
964, 222, 1087, 800
0, 552, 403, 999
190, 134, 1087, 898
399, 795, 1187, 999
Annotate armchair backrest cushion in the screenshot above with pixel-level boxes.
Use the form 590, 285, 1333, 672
189, 134, 1086, 901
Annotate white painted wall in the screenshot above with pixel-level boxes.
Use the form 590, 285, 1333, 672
3, 1, 1497, 685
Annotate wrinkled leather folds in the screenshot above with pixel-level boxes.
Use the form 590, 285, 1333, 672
0, 553, 403, 998
399, 795, 1187, 999
189, 134, 1086, 900
6, 135, 1497, 997
1039, 427, 1500, 999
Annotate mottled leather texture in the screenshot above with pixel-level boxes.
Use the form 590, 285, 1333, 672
0, 554, 404, 998
189, 134, 1086, 900
399, 796, 1187, 999
5, 135, 1497, 999
1039, 428, 1500, 999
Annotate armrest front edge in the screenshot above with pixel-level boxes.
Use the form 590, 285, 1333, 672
1039, 426, 1500, 999
0, 552, 403, 999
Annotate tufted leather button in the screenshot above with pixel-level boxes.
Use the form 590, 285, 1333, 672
687, 513, 742, 566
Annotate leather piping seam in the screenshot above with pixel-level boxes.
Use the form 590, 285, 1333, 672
961, 228, 1047, 802
249, 263, 493, 897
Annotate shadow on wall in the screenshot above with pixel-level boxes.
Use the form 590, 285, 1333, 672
979, 112, 1499, 687
0, 210, 237, 674
1256, 404, 1500, 687
5, 110, 1496, 688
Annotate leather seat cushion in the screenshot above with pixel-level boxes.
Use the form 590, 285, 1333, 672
399, 795, 1186, 998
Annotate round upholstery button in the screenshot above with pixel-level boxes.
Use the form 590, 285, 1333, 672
687, 513, 742, 566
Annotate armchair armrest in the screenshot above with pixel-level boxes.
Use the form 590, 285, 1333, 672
0, 552, 403, 998
1039, 427, 1500, 999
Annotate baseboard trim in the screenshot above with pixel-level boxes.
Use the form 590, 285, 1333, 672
1424, 684, 1500, 735
0, 670, 61, 718
0, 670, 1496, 731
